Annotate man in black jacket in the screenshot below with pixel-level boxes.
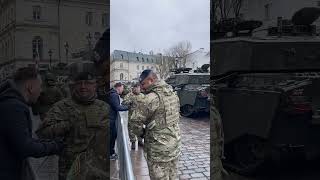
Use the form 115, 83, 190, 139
0, 67, 63, 180
109, 82, 128, 160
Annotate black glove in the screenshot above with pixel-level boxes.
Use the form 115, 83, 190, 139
52, 138, 64, 155
42, 138, 64, 155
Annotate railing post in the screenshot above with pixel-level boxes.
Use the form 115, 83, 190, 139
116, 112, 135, 180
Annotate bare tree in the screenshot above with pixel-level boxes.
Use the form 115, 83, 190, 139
216, 0, 233, 21
214, 0, 243, 21
157, 54, 175, 79
232, 0, 243, 19
165, 41, 192, 68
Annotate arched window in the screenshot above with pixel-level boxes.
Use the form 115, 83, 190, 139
121, 54, 123, 59
120, 73, 124, 80
33, 6, 41, 20
32, 36, 43, 59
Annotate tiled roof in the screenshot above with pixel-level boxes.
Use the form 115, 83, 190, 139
112, 50, 161, 63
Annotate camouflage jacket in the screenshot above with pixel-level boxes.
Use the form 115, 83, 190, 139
35, 86, 64, 118
36, 98, 110, 180
122, 92, 145, 119
211, 97, 224, 158
131, 80, 181, 162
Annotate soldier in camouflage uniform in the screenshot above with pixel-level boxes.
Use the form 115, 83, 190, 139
210, 92, 226, 180
122, 83, 145, 150
36, 62, 110, 180
131, 69, 181, 180
36, 73, 64, 120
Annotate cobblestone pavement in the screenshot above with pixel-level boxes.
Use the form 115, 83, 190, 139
111, 113, 210, 180
178, 115, 210, 180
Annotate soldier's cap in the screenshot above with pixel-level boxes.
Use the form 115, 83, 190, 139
132, 82, 140, 88
139, 69, 153, 83
72, 72, 96, 82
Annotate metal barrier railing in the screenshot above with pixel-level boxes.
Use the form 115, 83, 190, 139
116, 112, 135, 180
25, 159, 39, 180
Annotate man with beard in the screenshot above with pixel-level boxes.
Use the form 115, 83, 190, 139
122, 83, 145, 150
109, 82, 128, 160
37, 62, 109, 180
0, 67, 63, 180
131, 69, 181, 179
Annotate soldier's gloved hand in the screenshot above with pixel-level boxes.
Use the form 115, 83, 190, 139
47, 138, 65, 155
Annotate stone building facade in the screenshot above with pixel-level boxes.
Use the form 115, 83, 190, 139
111, 50, 162, 83
0, 0, 109, 81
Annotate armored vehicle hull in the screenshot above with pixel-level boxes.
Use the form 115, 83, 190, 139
166, 73, 210, 117
211, 37, 320, 175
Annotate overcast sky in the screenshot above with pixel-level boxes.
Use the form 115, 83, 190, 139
110, 0, 210, 54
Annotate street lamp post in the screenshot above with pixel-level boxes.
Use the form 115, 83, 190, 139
86, 33, 92, 58
64, 42, 69, 64
48, 49, 53, 69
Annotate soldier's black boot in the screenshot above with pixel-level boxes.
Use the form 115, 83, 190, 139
131, 142, 136, 150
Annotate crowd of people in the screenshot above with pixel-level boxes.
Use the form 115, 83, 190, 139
0, 63, 183, 180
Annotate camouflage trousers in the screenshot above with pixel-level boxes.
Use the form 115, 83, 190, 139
147, 158, 178, 180
211, 143, 223, 180
128, 120, 142, 143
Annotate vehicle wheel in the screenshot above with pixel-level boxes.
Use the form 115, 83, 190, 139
180, 104, 194, 117
232, 135, 267, 175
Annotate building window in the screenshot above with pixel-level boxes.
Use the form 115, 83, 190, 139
86, 12, 93, 26
120, 73, 124, 80
142, 66, 144, 70
121, 54, 124, 59
142, 58, 144, 62
32, 36, 43, 59
151, 59, 153, 63
120, 63, 123, 69
136, 57, 139, 61
264, 4, 271, 20
137, 65, 139, 70
33, 6, 41, 20
102, 13, 108, 27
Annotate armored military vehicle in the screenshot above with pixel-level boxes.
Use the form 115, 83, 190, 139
166, 68, 210, 117
211, 8, 320, 175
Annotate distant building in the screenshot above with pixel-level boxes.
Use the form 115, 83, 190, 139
111, 50, 162, 83
185, 49, 210, 71
0, 0, 109, 81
